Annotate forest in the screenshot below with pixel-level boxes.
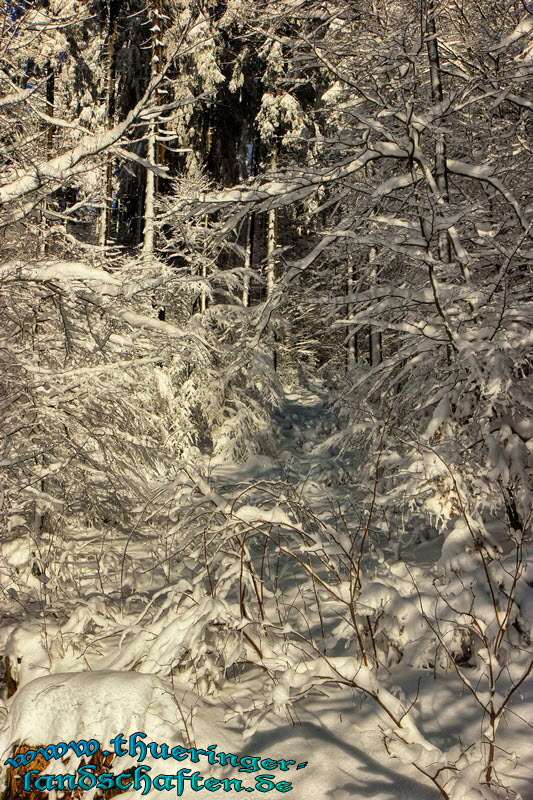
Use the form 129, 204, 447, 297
0, 1, 532, 799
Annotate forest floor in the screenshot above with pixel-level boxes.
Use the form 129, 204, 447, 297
0, 383, 532, 800
208, 384, 533, 800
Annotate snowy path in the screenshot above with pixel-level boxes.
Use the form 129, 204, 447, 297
202, 386, 441, 800
208, 384, 533, 800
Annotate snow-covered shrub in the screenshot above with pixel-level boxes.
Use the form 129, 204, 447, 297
175, 305, 282, 462
86, 464, 530, 799
0, 256, 280, 634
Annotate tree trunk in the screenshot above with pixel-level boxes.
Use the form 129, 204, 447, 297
368, 247, 382, 366
266, 148, 279, 369
142, 0, 164, 258
266, 148, 278, 301
242, 212, 256, 307
347, 257, 358, 370
38, 60, 55, 256
242, 132, 258, 306
99, 2, 118, 248
200, 260, 207, 313
426, 0, 451, 263
142, 124, 157, 257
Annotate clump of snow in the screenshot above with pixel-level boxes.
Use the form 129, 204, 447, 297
0, 671, 182, 759
2, 624, 53, 691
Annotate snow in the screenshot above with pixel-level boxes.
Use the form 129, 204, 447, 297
0, 672, 178, 758
2, 3, 533, 796
2, 667, 526, 800
0, 66, 184, 212
487, 15, 533, 51
2, 384, 530, 799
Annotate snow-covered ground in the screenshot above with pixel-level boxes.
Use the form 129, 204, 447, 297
1, 383, 531, 800
1, 665, 531, 799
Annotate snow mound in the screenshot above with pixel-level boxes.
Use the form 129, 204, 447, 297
0, 671, 182, 760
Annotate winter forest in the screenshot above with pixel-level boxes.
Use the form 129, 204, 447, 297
0, 0, 532, 798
